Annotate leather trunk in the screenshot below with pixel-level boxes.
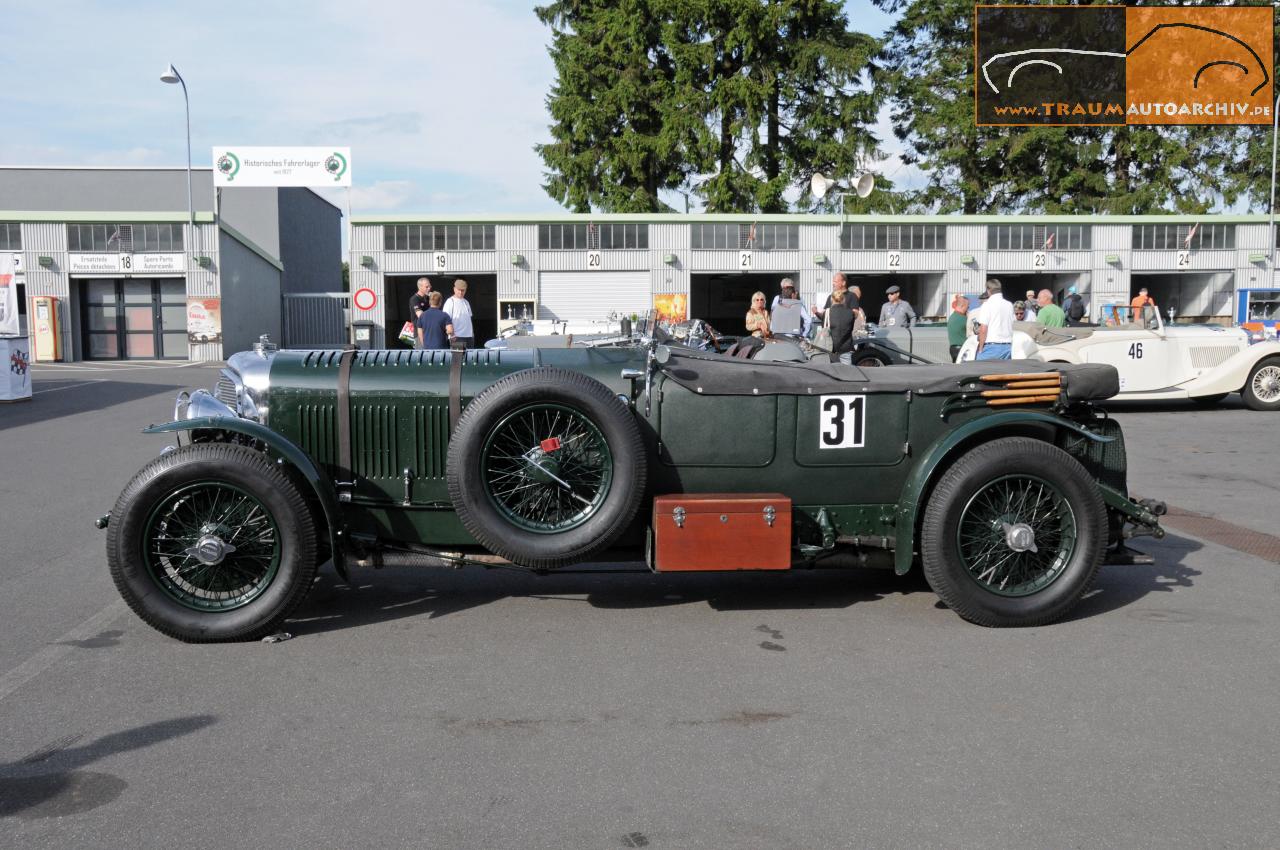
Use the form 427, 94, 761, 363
652, 493, 792, 572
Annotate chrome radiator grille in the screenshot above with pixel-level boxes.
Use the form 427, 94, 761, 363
215, 376, 238, 408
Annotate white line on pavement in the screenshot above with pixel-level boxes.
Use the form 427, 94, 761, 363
32, 380, 106, 394
0, 601, 128, 704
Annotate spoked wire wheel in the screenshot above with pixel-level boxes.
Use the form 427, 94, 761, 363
1245, 360, 1280, 409
480, 403, 613, 533
955, 474, 1077, 597
447, 367, 647, 569
920, 437, 1105, 627
143, 481, 282, 611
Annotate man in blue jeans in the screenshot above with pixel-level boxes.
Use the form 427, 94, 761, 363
975, 278, 1015, 361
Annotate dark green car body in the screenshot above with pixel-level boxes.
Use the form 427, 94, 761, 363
113, 341, 1163, 640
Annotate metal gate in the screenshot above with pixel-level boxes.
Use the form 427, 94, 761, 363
283, 293, 348, 348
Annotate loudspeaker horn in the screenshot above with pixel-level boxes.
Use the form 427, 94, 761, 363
810, 173, 834, 200
855, 172, 875, 198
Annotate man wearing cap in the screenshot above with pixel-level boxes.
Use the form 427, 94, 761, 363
878, 285, 916, 328
770, 278, 812, 336
975, 277, 1015, 360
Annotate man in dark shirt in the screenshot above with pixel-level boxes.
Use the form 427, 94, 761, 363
409, 278, 432, 334
416, 291, 453, 349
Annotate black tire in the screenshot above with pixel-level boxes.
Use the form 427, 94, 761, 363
1191, 393, 1227, 407
1241, 356, 1280, 411
855, 353, 888, 368
920, 437, 1106, 627
446, 368, 647, 569
107, 443, 318, 642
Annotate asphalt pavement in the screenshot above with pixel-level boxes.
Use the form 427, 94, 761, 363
0, 363, 1277, 849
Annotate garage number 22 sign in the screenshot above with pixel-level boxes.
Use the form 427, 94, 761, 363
819, 394, 867, 449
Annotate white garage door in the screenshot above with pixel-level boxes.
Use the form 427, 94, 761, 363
537, 272, 653, 322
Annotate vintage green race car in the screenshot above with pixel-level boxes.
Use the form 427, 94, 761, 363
101, 336, 1165, 642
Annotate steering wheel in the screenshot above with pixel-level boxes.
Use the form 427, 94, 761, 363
698, 320, 723, 352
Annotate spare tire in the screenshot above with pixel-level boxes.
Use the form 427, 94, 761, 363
446, 367, 647, 568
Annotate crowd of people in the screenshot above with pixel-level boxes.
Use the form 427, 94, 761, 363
408, 276, 475, 350
742, 272, 1102, 363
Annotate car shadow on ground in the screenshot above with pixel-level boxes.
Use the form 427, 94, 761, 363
0, 715, 216, 820
286, 565, 934, 636
0, 379, 188, 432
286, 533, 1201, 635
1061, 531, 1202, 623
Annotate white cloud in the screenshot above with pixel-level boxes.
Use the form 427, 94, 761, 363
347, 180, 415, 210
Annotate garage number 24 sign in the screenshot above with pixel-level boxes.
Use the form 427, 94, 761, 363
819, 394, 867, 449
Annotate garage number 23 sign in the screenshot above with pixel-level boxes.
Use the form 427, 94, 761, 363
819, 394, 866, 449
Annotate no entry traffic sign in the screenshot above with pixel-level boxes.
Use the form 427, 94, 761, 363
353, 287, 377, 312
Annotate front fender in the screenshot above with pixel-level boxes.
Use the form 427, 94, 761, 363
1181, 340, 1280, 397
893, 411, 1113, 575
143, 416, 348, 580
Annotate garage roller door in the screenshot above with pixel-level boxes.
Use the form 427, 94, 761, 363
537, 271, 652, 322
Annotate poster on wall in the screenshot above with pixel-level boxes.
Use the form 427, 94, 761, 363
0, 252, 19, 337
187, 298, 223, 344
653, 293, 688, 323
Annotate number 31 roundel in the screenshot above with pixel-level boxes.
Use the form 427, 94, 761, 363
819, 395, 866, 449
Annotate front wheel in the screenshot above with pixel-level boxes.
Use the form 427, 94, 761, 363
1242, 357, 1280, 411
107, 444, 318, 642
921, 438, 1106, 627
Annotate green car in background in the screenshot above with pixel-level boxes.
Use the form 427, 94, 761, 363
101, 336, 1164, 642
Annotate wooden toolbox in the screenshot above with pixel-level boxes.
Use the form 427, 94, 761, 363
652, 493, 792, 572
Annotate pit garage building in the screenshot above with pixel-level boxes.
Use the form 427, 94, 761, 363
1, 166, 342, 361
349, 213, 1280, 348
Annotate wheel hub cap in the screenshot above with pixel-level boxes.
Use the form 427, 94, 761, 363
186, 533, 237, 566
521, 447, 562, 484
1002, 521, 1039, 553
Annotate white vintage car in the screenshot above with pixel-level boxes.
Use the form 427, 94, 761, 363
958, 306, 1280, 410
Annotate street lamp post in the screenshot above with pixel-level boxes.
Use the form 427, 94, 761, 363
1269, 93, 1280, 263
159, 64, 193, 259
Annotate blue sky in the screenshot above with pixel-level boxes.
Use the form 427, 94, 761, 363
0, 0, 904, 216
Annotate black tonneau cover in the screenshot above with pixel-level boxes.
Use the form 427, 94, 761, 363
660, 350, 1119, 401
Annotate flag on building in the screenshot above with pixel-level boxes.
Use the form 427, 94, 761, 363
1043, 232, 1055, 251
1183, 222, 1200, 249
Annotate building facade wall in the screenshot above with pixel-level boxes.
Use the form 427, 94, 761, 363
275, 187, 342, 294
0, 167, 336, 361
217, 230, 282, 355
352, 214, 1280, 344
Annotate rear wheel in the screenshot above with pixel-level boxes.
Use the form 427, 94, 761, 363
107, 444, 318, 642
921, 438, 1106, 627
1242, 357, 1280, 411
854, 353, 888, 368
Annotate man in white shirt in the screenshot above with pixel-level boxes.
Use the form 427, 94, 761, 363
975, 277, 1015, 361
443, 278, 475, 349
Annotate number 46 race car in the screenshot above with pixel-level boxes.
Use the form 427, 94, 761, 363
100, 336, 1165, 641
